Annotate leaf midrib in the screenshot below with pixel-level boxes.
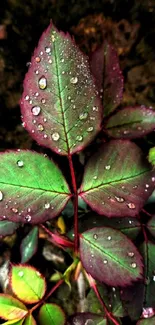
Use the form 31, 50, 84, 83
82, 235, 139, 275
81, 168, 151, 193
0, 181, 68, 195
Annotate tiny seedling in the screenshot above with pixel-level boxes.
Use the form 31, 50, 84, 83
0, 22, 155, 325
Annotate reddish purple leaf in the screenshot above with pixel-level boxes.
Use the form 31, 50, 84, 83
121, 283, 144, 320
105, 106, 155, 139
90, 41, 123, 117
79, 140, 155, 218
80, 227, 143, 287
20, 23, 102, 156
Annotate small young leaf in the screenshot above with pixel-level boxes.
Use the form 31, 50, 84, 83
0, 151, 71, 224
79, 140, 155, 217
148, 147, 155, 166
0, 294, 27, 320
20, 227, 38, 263
80, 227, 143, 286
66, 313, 107, 325
20, 23, 102, 156
90, 41, 123, 117
0, 221, 19, 238
38, 303, 65, 325
137, 316, 155, 324
105, 107, 155, 139
147, 216, 155, 237
10, 265, 46, 304
23, 313, 36, 325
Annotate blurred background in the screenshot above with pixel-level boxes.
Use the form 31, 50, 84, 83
0, 0, 155, 151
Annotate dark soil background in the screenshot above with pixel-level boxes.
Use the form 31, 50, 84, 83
0, 0, 155, 152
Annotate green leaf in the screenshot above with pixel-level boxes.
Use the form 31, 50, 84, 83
38, 303, 66, 325
80, 227, 143, 286
20, 227, 38, 263
137, 316, 155, 324
148, 147, 155, 166
147, 216, 155, 237
10, 265, 46, 304
20, 23, 102, 156
79, 140, 155, 217
105, 107, 155, 139
0, 221, 19, 237
2, 319, 25, 325
0, 294, 27, 320
23, 313, 36, 325
0, 151, 71, 224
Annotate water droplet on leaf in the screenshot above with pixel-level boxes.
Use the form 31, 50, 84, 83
142, 307, 154, 319
87, 126, 94, 132
107, 236, 112, 240
93, 234, 98, 240
45, 47, 51, 53
105, 165, 111, 170
52, 132, 60, 141
39, 76, 47, 90
128, 252, 134, 257
12, 208, 18, 213
25, 215, 31, 222
18, 271, 24, 277
79, 112, 88, 120
70, 77, 78, 84
17, 160, 24, 167
115, 196, 124, 203
37, 124, 44, 131
0, 191, 3, 201
127, 203, 136, 209
103, 259, 108, 264
76, 135, 83, 142
131, 262, 137, 268
44, 203, 50, 209
31, 106, 41, 116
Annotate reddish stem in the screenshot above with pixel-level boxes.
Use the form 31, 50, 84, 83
30, 279, 64, 313
68, 152, 79, 254
40, 224, 74, 248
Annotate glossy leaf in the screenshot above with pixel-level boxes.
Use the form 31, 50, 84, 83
90, 41, 123, 116
137, 316, 155, 324
105, 107, 155, 139
148, 147, 155, 166
20, 22, 102, 156
38, 303, 65, 325
120, 283, 144, 321
23, 314, 36, 325
139, 241, 155, 307
0, 151, 71, 224
0, 221, 19, 237
20, 227, 38, 263
147, 216, 155, 237
80, 227, 143, 286
10, 265, 46, 304
66, 313, 107, 325
0, 294, 27, 320
79, 140, 155, 218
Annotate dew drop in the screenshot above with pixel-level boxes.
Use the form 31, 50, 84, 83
31, 106, 41, 116
44, 203, 50, 209
17, 160, 24, 167
37, 124, 44, 131
153, 275, 155, 281
52, 132, 60, 141
87, 126, 94, 132
51, 35, 55, 42
112, 287, 116, 292
115, 196, 124, 203
35, 92, 39, 97
103, 259, 108, 264
79, 112, 88, 120
35, 70, 39, 75
39, 76, 47, 90
93, 234, 98, 240
152, 177, 155, 182
146, 184, 149, 188
12, 208, 18, 213
0, 191, 4, 201
105, 165, 111, 170
41, 98, 46, 104
107, 236, 112, 240
93, 106, 98, 111
131, 262, 137, 268
35, 57, 41, 63
25, 95, 29, 100
49, 59, 52, 64
127, 203, 136, 209
44, 134, 48, 139
18, 271, 24, 277
70, 77, 78, 84
128, 252, 135, 257
25, 215, 31, 222
93, 175, 97, 180
76, 135, 83, 142
45, 47, 51, 53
